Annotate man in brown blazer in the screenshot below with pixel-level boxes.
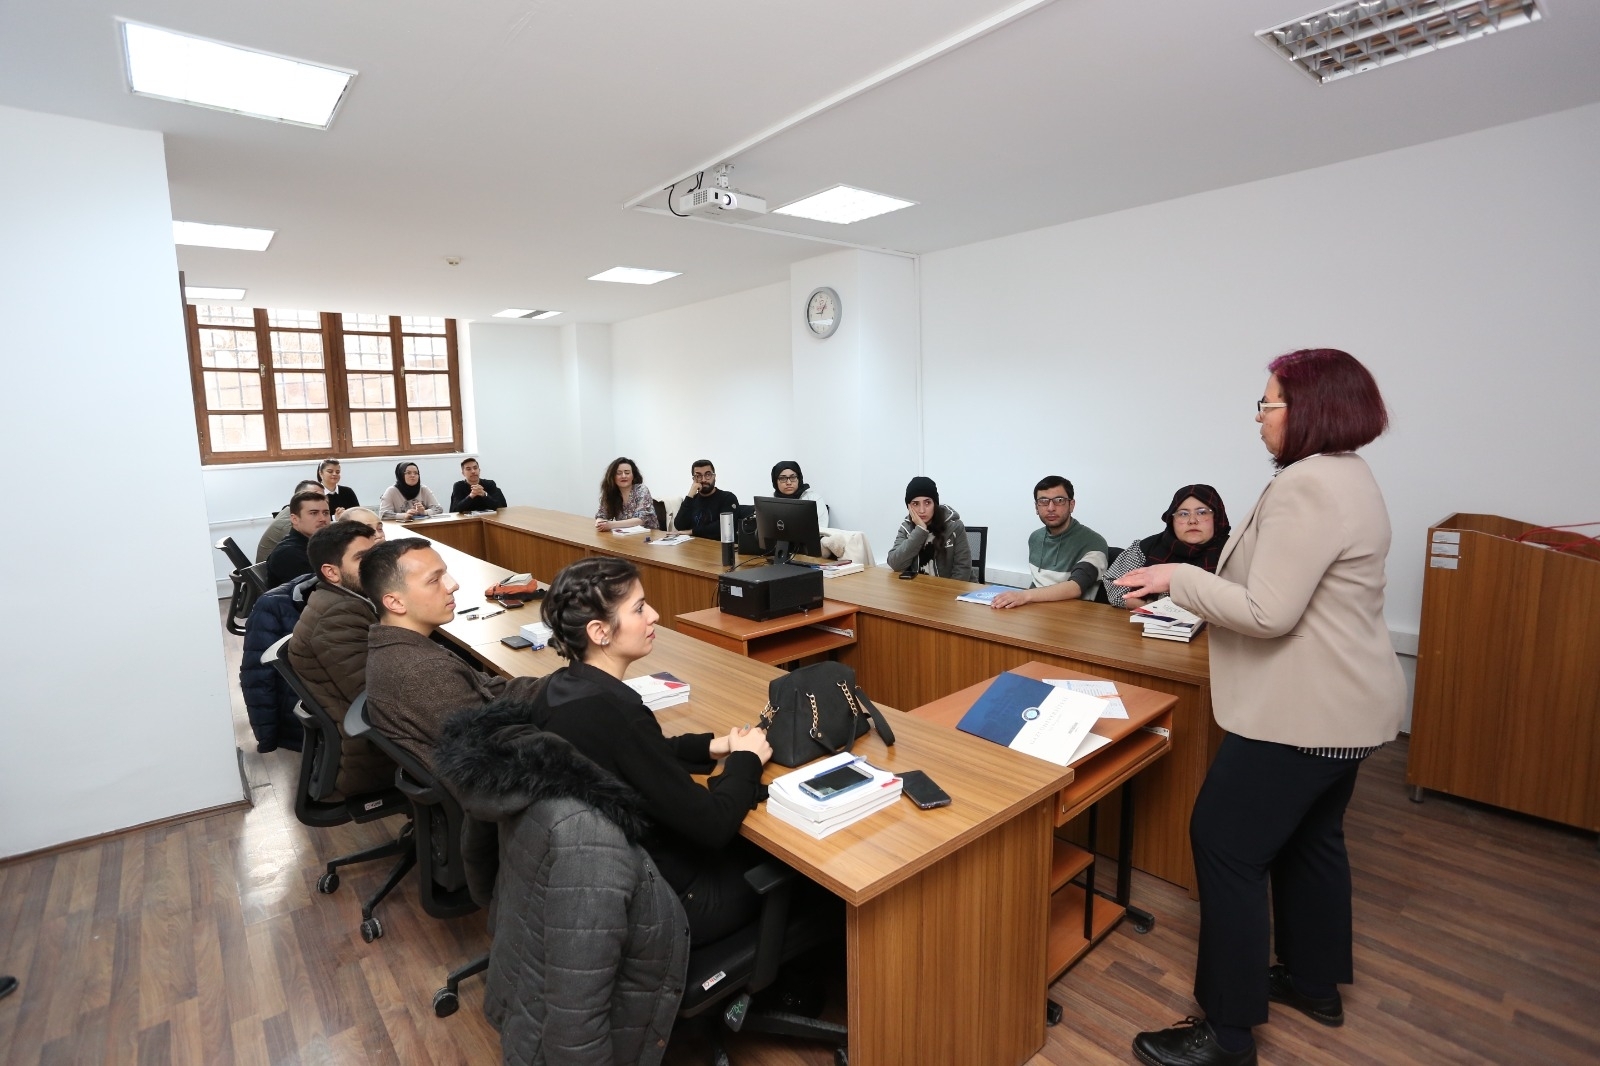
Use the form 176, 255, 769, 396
286, 520, 394, 796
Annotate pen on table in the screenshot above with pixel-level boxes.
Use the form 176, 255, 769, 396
457, 606, 479, 615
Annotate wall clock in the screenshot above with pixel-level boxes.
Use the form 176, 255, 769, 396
805, 286, 841, 338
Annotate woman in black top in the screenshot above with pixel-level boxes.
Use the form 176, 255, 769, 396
315, 458, 360, 516
530, 556, 774, 944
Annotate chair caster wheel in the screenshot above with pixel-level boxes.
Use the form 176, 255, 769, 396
317, 872, 339, 894
1132, 918, 1154, 934
1046, 1000, 1064, 1026
833, 1049, 849, 1066
360, 917, 383, 942
433, 988, 459, 1017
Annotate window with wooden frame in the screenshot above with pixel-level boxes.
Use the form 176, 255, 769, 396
185, 305, 463, 464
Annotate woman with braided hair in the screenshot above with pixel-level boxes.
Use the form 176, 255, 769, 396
525, 556, 773, 944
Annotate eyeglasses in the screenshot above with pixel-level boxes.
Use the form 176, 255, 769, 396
1256, 400, 1288, 414
776, 474, 799, 483
692, 471, 716, 480
1035, 496, 1072, 508
1174, 508, 1213, 521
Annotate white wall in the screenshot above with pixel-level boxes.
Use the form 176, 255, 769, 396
468, 321, 570, 510
612, 282, 794, 509
0, 105, 242, 857
920, 101, 1600, 641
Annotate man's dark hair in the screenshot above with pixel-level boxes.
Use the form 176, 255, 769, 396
307, 521, 376, 577
691, 459, 714, 471
290, 488, 329, 516
541, 557, 641, 661
461, 456, 478, 468
1033, 476, 1074, 499
359, 539, 435, 616
294, 479, 322, 494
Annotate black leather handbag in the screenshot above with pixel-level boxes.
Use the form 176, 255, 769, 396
758, 662, 896, 767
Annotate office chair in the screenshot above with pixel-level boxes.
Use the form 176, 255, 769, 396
653, 498, 669, 532
242, 560, 272, 598
348, 694, 479, 941
965, 525, 988, 584
262, 636, 417, 940
217, 537, 258, 634
1091, 547, 1125, 604
679, 861, 848, 1066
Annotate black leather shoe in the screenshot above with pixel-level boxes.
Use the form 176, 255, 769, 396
0, 975, 17, 1001
1132, 1017, 1257, 1066
1267, 964, 1344, 1027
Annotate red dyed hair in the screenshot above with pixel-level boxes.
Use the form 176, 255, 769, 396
1267, 348, 1389, 468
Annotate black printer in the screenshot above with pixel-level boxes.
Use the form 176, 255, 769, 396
717, 563, 824, 622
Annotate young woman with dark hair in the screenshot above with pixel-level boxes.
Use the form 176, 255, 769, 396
378, 461, 443, 519
528, 557, 773, 944
768, 460, 830, 526
595, 457, 659, 530
315, 457, 360, 516
1118, 348, 1403, 1066
886, 475, 973, 580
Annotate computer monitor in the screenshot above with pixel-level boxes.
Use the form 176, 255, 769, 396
753, 495, 822, 565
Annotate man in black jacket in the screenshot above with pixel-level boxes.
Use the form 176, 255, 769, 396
673, 459, 739, 539
265, 489, 331, 587
449, 457, 508, 513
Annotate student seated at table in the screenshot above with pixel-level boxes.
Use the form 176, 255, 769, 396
361, 539, 543, 769
524, 556, 773, 945
769, 460, 829, 526
886, 476, 973, 581
339, 507, 386, 541
990, 476, 1109, 609
673, 458, 739, 539
450, 457, 508, 514
256, 480, 325, 562
595, 456, 658, 531
286, 521, 394, 795
315, 457, 360, 517
379, 461, 444, 519
265, 489, 332, 587
1102, 484, 1232, 609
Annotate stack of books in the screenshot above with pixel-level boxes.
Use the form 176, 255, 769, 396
766, 753, 903, 838
1130, 597, 1205, 642
812, 559, 865, 578
624, 671, 691, 710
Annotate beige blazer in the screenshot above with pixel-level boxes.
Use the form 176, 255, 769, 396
1168, 453, 1405, 748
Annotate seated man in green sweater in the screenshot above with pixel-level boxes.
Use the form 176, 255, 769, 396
991, 475, 1109, 609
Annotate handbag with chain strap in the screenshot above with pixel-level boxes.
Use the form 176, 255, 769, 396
758, 661, 896, 767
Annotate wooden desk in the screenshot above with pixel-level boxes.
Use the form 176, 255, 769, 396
676, 599, 858, 664
912, 662, 1175, 978
445, 506, 1215, 891
435, 540, 1075, 1066
387, 511, 490, 557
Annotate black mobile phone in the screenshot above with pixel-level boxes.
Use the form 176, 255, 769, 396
496, 596, 527, 609
899, 770, 951, 810
500, 634, 534, 649
798, 762, 874, 802
897, 568, 918, 580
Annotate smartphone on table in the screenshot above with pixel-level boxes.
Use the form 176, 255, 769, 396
798, 762, 874, 802
899, 769, 952, 809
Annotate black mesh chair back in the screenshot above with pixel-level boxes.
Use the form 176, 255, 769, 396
218, 538, 259, 635
1092, 547, 1125, 604
965, 525, 989, 584
652, 498, 668, 531
217, 536, 252, 571
242, 561, 272, 597
349, 695, 477, 923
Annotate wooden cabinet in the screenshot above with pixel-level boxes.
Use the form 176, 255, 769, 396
1407, 513, 1600, 832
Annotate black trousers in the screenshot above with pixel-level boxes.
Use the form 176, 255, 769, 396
678, 838, 766, 946
1190, 733, 1365, 1028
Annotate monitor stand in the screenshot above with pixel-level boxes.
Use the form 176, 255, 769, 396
770, 541, 794, 566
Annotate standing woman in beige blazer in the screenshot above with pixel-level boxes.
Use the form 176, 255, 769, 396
1117, 349, 1405, 1066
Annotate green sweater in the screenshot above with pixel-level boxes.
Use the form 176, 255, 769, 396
1027, 519, 1109, 589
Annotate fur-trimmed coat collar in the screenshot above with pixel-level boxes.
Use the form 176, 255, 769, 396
434, 693, 649, 842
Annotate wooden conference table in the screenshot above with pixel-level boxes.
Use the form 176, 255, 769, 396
409, 506, 1216, 892
388, 522, 1075, 1066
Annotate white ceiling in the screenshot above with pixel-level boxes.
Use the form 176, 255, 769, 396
4, 0, 1598, 324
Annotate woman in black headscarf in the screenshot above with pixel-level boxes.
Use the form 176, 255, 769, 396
377, 460, 444, 519
1103, 484, 1230, 608
768, 460, 830, 527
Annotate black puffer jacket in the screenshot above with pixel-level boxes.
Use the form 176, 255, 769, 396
239, 574, 318, 752
435, 698, 689, 1066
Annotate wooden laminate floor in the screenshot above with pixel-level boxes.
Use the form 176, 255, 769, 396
1, 608, 1597, 1065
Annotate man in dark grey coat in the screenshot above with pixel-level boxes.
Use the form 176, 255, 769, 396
436, 696, 688, 1066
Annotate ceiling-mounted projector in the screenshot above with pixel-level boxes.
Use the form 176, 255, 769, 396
673, 163, 766, 218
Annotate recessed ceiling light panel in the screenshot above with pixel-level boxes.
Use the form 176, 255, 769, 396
1258, 0, 1543, 84
773, 185, 916, 225
121, 21, 354, 128
588, 267, 681, 285
529, 310, 563, 320
185, 286, 246, 300
492, 309, 563, 319
173, 220, 275, 251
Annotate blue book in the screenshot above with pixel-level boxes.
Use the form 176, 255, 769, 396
954, 584, 1012, 605
955, 672, 1056, 747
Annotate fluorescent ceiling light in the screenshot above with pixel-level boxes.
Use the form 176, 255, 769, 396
173, 220, 275, 251
1258, 0, 1543, 84
492, 308, 563, 319
121, 20, 354, 128
773, 185, 916, 225
588, 267, 681, 285
185, 286, 246, 300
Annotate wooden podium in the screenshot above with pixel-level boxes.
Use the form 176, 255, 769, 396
1407, 513, 1600, 833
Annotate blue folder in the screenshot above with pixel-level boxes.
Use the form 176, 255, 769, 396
955, 672, 1056, 748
